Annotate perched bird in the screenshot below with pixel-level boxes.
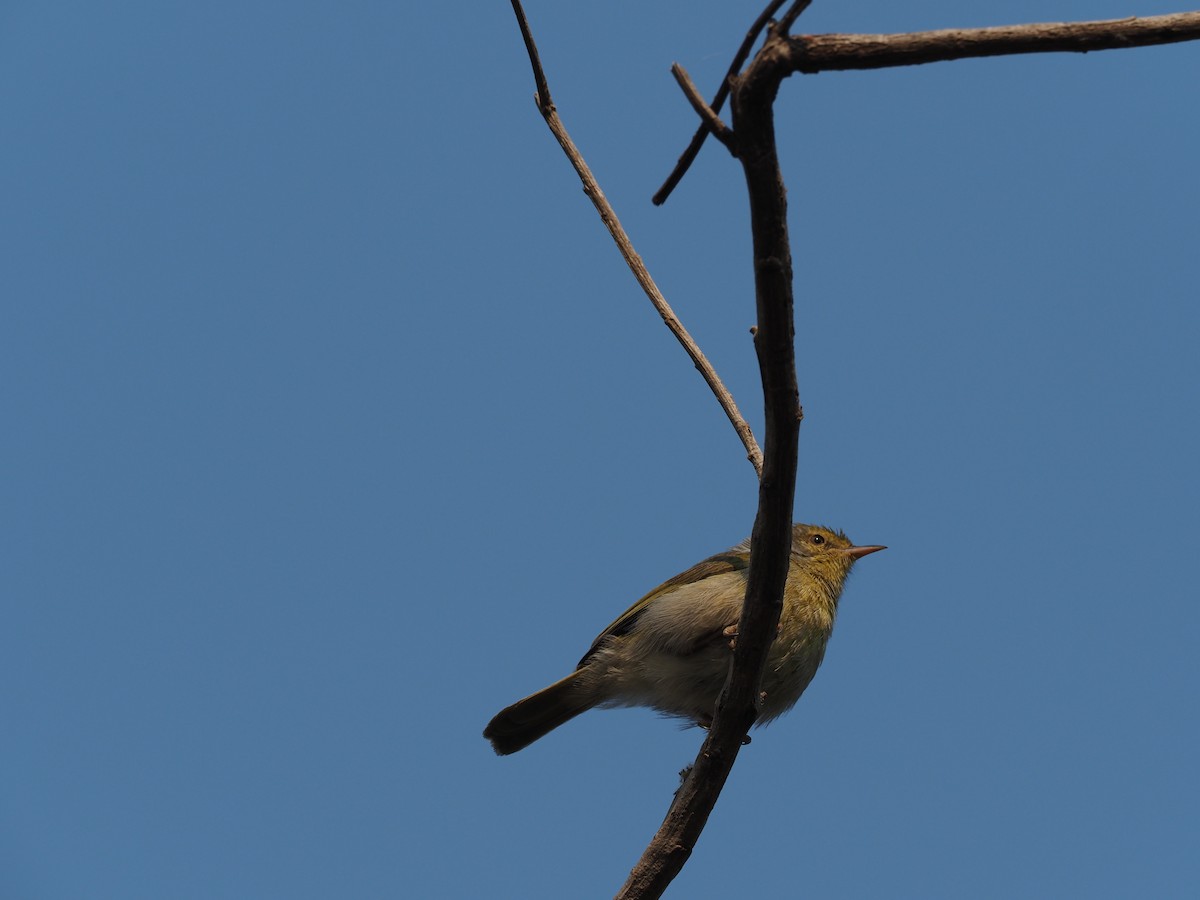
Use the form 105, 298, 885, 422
484, 523, 884, 755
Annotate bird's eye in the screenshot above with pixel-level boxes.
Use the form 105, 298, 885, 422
810, 533, 825, 545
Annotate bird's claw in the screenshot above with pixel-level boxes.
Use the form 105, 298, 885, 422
722, 621, 782, 650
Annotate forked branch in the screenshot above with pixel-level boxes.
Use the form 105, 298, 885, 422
657, 10, 1200, 203
618, 10, 807, 899
503, 3, 1200, 900
652, 0, 798, 205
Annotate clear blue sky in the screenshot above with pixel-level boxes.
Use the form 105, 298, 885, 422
3, 2, 1198, 897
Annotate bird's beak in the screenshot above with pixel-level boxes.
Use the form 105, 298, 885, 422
846, 544, 886, 560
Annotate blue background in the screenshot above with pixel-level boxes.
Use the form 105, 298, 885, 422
3, 2, 1197, 897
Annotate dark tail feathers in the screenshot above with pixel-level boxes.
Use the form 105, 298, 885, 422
484, 671, 596, 755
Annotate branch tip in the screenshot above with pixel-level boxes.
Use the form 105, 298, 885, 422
776, 0, 814, 36
671, 64, 737, 154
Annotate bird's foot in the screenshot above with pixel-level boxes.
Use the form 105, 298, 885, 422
722, 621, 782, 650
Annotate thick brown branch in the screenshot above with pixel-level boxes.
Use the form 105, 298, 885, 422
657, 10, 1200, 204
512, 5, 1200, 900
618, 31, 801, 900
787, 12, 1200, 72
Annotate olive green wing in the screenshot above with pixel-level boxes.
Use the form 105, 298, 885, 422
576, 550, 749, 668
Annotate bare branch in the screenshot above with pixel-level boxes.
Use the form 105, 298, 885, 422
670, 64, 736, 154
652, 0, 792, 206
655, 9, 1200, 204
619, 27, 801, 900
786, 12, 1200, 73
508, 0, 551, 109
776, 0, 814, 36
510, 5, 1200, 899
508, 0, 763, 474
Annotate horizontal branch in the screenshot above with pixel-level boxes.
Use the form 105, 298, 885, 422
786, 11, 1200, 72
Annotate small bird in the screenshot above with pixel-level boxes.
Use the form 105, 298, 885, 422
484, 523, 884, 755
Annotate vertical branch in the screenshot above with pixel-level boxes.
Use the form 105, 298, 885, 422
727, 37, 803, 694
616, 31, 801, 900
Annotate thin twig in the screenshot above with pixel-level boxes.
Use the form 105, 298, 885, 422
509, 0, 551, 108
652, 0, 792, 206
508, 0, 763, 475
776, 0, 814, 36
785, 11, 1200, 72
670, 64, 736, 153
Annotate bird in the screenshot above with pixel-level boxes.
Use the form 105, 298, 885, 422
484, 523, 884, 755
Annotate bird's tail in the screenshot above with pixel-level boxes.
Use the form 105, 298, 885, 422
484, 671, 596, 755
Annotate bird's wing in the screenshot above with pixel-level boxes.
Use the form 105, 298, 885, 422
577, 551, 749, 667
